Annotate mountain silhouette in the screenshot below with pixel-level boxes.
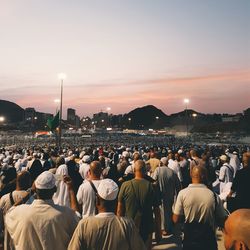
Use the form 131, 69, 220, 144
0, 100, 24, 123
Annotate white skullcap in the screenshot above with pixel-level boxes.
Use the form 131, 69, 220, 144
97, 179, 119, 201
160, 157, 168, 165
233, 151, 238, 155
35, 171, 56, 190
220, 155, 228, 162
178, 149, 183, 154
82, 155, 91, 163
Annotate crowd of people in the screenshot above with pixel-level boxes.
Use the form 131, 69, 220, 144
0, 142, 249, 250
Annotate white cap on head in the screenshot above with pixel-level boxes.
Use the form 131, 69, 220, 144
178, 149, 183, 154
233, 151, 238, 155
160, 157, 168, 165
35, 171, 56, 190
82, 155, 91, 163
97, 179, 119, 201
220, 155, 228, 162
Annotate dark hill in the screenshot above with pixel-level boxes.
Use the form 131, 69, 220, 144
0, 100, 24, 123
123, 105, 168, 129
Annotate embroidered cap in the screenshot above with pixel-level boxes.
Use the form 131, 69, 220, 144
97, 179, 119, 201
35, 171, 56, 190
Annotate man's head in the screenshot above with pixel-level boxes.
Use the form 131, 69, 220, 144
134, 159, 147, 177
16, 171, 31, 190
133, 152, 140, 162
242, 152, 250, 168
35, 171, 56, 200
224, 209, 250, 250
191, 165, 208, 184
220, 155, 229, 164
89, 161, 102, 179
96, 179, 119, 212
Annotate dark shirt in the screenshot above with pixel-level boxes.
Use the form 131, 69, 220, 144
231, 167, 250, 208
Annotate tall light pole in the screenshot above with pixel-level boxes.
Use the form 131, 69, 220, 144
58, 73, 66, 148
184, 98, 190, 136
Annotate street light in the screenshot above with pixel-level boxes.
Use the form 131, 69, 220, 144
183, 98, 190, 136
0, 116, 5, 123
58, 73, 66, 148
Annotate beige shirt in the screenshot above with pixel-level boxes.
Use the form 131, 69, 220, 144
146, 158, 160, 173
174, 184, 227, 229
68, 213, 146, 250
6, 199, 79, 250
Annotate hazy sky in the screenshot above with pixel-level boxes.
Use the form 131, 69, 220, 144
0, 0, 249, 117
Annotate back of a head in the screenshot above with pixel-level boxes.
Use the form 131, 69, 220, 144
150, 151, 156, 159
17, 171, 31, 190
133, 152, 140, 161
56, 157, 65, 167
242, 152, 250, 168
191, 165, 208, 184
90, 161, 102, 178
190, 149, 197, 158
224, 209, 250, 249
134, 160, 146, 175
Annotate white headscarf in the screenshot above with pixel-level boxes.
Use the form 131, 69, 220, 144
52, 164, 70, 207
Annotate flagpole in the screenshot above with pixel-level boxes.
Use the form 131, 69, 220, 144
58, 73, 66, 148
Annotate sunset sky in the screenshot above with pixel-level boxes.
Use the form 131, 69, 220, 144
0, 0, 249, 118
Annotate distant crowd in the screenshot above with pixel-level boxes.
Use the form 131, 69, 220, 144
0, 143, 250, 250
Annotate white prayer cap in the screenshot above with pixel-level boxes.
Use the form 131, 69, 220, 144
178, 149, 183, 154
97, 179, 119, 201
35, 171, 56, 190
220, 155, 228, 162
233, 151, 238, 155
160, 157, 168, 165
82, 155, 91, 163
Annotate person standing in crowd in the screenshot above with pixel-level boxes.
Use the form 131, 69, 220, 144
219, 155, 234, 195
117, 160, 160, 249
152, 157, 181, 236
68, 179, 146, 250
78, 155, 91, 180
179, 152, 191, 188
146, 151, 160, 174
225, 150, 241, 176
189, 149, 205, 174
173, 165, 227, 250
0, 171, 31, 250
227, 152, 250, 211
77, 161, 102, 218
5, 171, 79, 250
168, 153, 183, 184
223, 209, 250, 250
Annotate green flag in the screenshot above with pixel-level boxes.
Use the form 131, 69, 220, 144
47, 112, 60, 131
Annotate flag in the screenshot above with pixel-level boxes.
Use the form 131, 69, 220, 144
47, 112, 60, 131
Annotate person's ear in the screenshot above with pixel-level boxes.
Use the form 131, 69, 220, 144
235, 241, 247, 250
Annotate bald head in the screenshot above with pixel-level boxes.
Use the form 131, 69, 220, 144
224, 209, 250, 250
90, 161, 102, 178
191, 165, 207, 184
134, 160, 146, 176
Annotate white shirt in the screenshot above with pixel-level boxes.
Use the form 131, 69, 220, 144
79, 163, 90, 180
168, 159, 183, 182
77, 180, 101, 219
